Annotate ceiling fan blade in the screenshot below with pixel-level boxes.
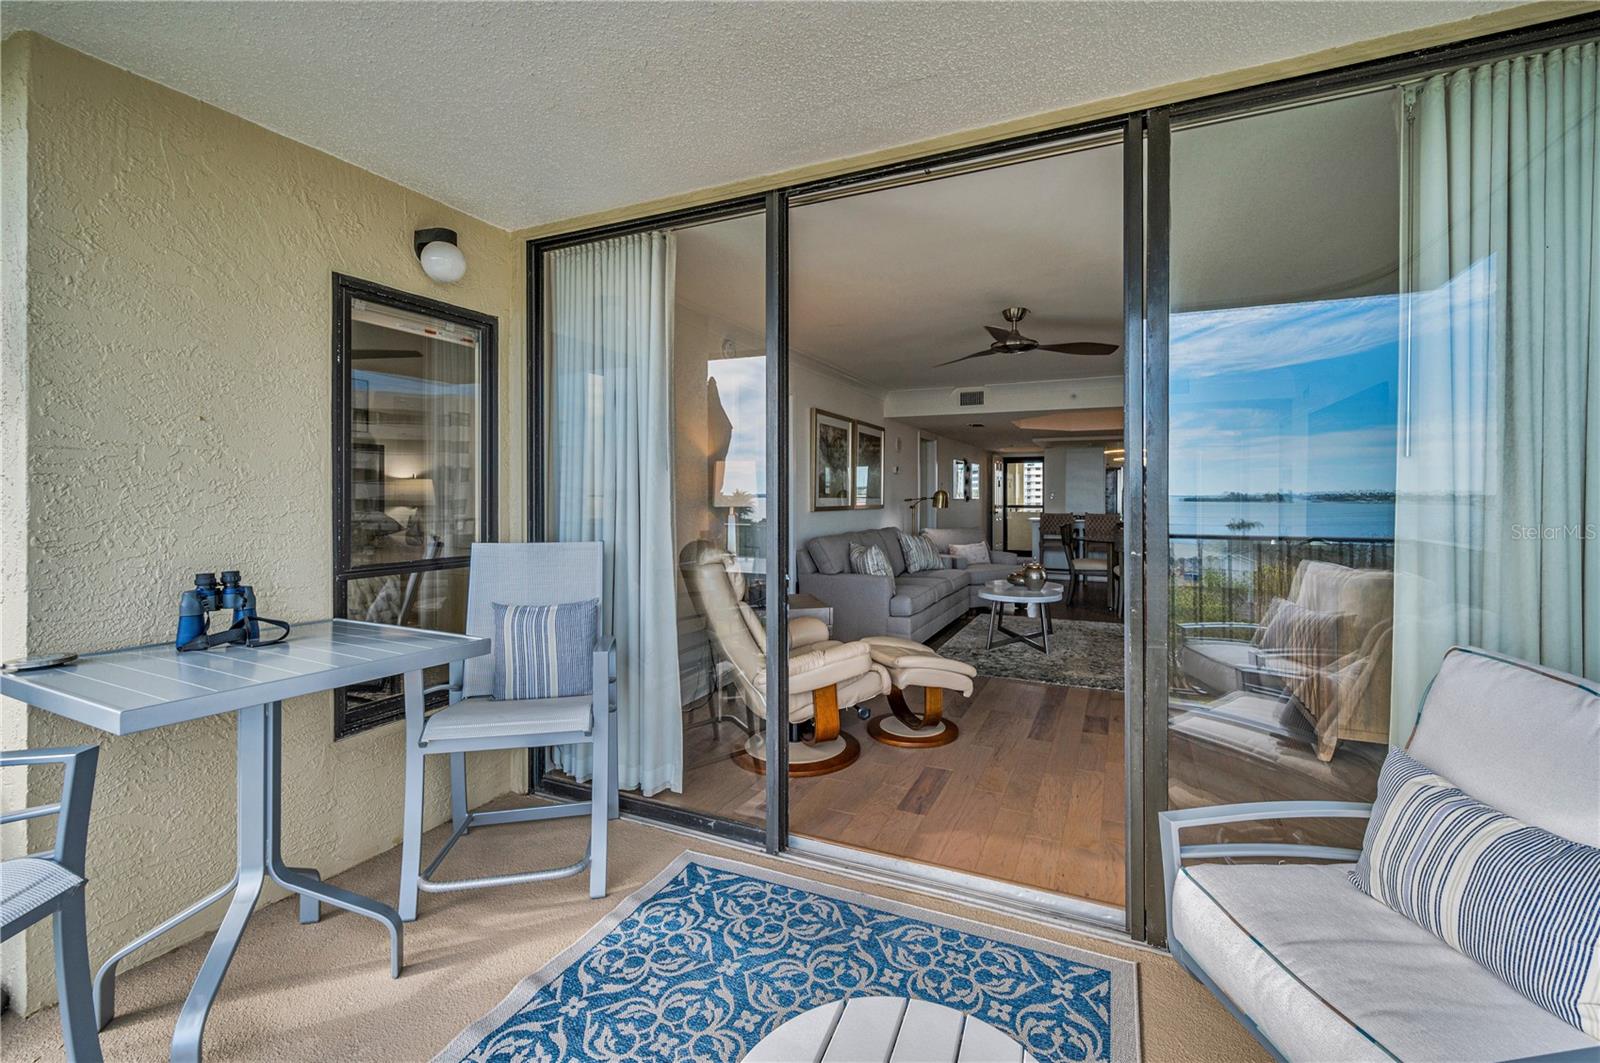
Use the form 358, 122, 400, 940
938, 349, 998, 367
1038, 341, 1120, 357
984, 325, 1011, 343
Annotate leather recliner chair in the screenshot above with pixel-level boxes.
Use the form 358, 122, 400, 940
680, 540, 888, 775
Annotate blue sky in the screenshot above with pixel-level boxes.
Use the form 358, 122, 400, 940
710, 356, 767, 515
1169, 291, 1401, 497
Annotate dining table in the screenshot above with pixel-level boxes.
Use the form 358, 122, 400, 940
0, 619, 489, 1063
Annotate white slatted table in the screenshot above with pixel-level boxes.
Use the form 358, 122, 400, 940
745, 996, 1039, 1063
0, 619, 489, 1063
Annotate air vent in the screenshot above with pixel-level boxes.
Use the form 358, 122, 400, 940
958, 390, 985, 407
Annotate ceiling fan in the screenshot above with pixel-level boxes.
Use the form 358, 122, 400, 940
938, 307, 1119, 367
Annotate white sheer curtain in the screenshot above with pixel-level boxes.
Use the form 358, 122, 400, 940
1391, 42, 1599, 741
548, 231, 683, 795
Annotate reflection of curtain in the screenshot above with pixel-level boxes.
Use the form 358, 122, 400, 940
426, 335, 475, 549
549, 232, 682, 795
1392, 43, 1599, 741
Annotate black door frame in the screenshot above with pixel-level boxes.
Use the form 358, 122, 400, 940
523, 12, 1600, 943
995, 455, 1046, 556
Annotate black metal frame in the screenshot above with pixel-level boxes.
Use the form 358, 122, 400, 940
1142, 107, 1173, 945
522, 12, 1600, 938
1120, 113, 1148, 938
331, 273, 499, 739
763, 190, 790, 853
995, 456, 1046, 556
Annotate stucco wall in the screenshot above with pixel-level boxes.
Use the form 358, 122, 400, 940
1, 34, 528, 1012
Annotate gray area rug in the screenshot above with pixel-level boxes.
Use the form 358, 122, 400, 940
937, 613, 1125, 689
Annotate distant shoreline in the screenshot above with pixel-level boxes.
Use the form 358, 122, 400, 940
1177, 491, 1395, 504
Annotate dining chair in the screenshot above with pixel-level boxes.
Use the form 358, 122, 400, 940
1069, 512, 1122, 612
399, 542, 617, 919
1, 744, 102, 1062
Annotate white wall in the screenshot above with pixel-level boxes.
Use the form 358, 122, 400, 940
1043, 443, 1109, 513
925, 435, 990, 536
788, 358, 989, 583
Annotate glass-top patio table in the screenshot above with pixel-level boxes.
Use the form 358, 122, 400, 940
0, 619, 489, 1063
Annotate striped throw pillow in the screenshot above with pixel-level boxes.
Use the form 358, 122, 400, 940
897, 531, 943, 573
1351, 746, 1600, 1035
492, 599, 599, 700
848, 542, 894, 582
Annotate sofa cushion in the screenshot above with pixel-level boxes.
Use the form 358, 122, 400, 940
1172, 863, 1600, 1062
962, 562, 1016, 587
898, 530, 943, 574
888, 576, 948, 618
848, 542, 894, 581
947, 541, 990, 566
1409, 647, 1600, 847
872, 527, 908, 575
805, 533, 853, 575
922, 527, 988, 553
1350, 746, 1600, 1035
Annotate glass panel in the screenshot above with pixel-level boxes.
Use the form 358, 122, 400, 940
1165, 47, 1600, 876
1004, 458, 1043, 555
544, 213, 768, 828
1166, 90, 1402, 851
349, 298, 481, 566
340, 566, 468, 719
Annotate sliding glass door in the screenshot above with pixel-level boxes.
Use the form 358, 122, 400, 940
530, 28, 1599, 945
539, 209, 772, 835
1157, 41, 1598, 941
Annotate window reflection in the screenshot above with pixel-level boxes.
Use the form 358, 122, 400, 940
349, 299, 480, 567
1167, 91, 1401, 850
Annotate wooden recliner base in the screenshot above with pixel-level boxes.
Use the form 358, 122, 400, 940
730, 682, 862, 777
867, 686, 959, 748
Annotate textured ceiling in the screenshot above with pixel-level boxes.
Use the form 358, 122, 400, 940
4, 0, 1510, 229
673, 87, 1398, 392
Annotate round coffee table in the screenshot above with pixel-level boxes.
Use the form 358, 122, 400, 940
743, 996, 1032, 1062
978, 580, 1065, 654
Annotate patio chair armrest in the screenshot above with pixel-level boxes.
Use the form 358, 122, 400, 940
597, 636, 617, 684
1158, 800, 1371, 930
1176, 621, 1261, 639
0, 744, 99, 876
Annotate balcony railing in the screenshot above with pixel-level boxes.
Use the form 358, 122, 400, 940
1168, 533, 1394, 629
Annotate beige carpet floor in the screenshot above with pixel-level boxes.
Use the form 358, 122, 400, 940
1, 796, 1266, 1062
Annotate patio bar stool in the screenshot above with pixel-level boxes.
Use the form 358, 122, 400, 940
1, 744, 102, 1063
399, 542, 618, 920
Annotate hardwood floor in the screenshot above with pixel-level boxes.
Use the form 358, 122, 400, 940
791, 676, 1126, 907
632, 582, 1129, 908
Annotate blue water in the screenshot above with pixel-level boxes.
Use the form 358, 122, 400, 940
1169, 498, 1395, 540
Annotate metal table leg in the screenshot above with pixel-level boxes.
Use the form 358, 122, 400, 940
262, 701, 403, 975
166, 703, 403, 1063
170, 704, 269, 1063
988, 601, 1056, 654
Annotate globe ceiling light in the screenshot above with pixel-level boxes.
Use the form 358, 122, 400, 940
414, 228, 466, 283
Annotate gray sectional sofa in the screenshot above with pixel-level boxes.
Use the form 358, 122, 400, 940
795, 526, 1020, 643
921, 526, 1022, 606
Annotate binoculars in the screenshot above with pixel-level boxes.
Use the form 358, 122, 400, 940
176, 571, 290, 652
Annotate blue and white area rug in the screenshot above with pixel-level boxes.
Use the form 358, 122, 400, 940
437, 853, 1140, 1063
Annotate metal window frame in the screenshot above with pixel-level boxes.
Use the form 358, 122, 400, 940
523, 12, 1600, 940
331, 272, 500, 739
